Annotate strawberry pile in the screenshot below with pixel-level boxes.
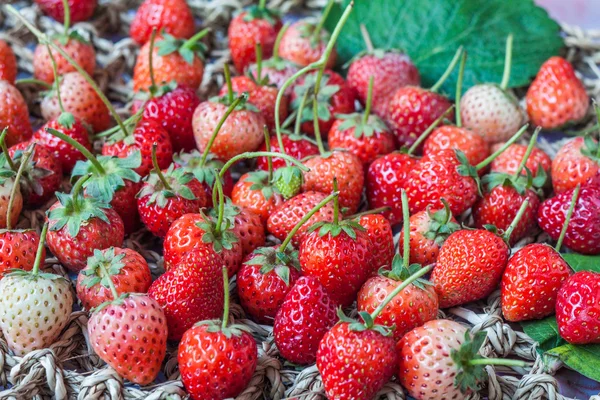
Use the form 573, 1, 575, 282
0, 0, 598, 399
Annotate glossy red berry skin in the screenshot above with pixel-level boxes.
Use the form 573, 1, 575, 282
0, 230, 44, 275
256, 134, 319, 172
35, 0, 97, 23
228, 11, 281, 73
556, 271, 600, 344
109, 180, 143, 234
32, 118, 92, 173
358, 214, 394, 270
550, 137, 599, 194
130, 0, 195, 45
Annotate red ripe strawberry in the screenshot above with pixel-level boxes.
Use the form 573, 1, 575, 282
88, 294, 168, 385
193, 93, 265, 161
108, 179, 143, 234
238, 245, 302, 324
0, 144, 24, 230
173, 150, 233, 205
46, 177, 125, 272
0, 40, 17, 84
9, 141, 62, 207
491, 142, 551, 178
231, 171, 284, 225
133, 32, 206, 92
33, 36, 95, 84
130, 0, 195, 45
140, 86, 201, 152
256, 133, 319, 171
556, 271, 600, 344
137, 165, 207, 238
0, 81, 32, 147
219, 75, 288, 131
501, 244, 571, 322
538, 185, 600, 254
398, 203, 460, 266
41, 72, 110, 132
551, 137, 599, 193
76, 247, 152, 310
423, 126, 490, 167
148, 246, 224, 340
163, 212, 242, 276
0, 230, 43, 275
290, 70, 355, 137
230, 206, 266, 257
302, 151, 364, 215
178, 268, 257, 399
431, 229, 509, 308
35, 0, 97, 23
228, 5, 281, 73
358, 213, 394, 270
279, 20, 336, 68
32, 117, 92, 173
526, 57, 589, 129
274, 276, 338, 364
102, 119, 173, 177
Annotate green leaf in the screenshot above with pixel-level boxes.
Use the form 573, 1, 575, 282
325, 0, 563, 98
521, 317, 566, 353
546, 343, 600, 383
560, 254, 600, 273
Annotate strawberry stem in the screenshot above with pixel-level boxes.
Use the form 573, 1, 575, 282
294, 87, 310, 137
454, 51, 467, 127
468, 358, 529, 368
31, 222, 49, 276
475, 124, 528, 171
221, 266, 230, 330
46, 127, 107, 174
360, 24, 374, 53
514, 127, 541, 178
46, 43, 66, 114
259, 0, 267, 10
213, 172, 225, 236
500, 34, 514, 90
199, 94, 247, 167
312, 0, 335, 45
15, 78, 53, 89
363, 76, 374, 124
555, 184, 580, 251
401, 190, 410, 269
6, 144, 35, 230
313, 95, 326, 154
272, 23, 289, 59
70, 173, 91, 214
148, 28, 158, 95
151, 143, 172, 191
263, 126, 274, 182
0, 129, 16, 171
430, 46, 463, 93
502, 198, 529, 243
407, 106, 454, 155
218, 151, 307, 178
224, 64, 234, 105
61, 0, 71, 33
255, 43, 263, 82
594, 102, 600, 159
182, 28, 210, 51
344, 206, 390, 220
332, 178, 339, 225
278, 191, 338, 251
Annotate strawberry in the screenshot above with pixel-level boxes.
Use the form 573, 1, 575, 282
139, 85, 201, 152
137, 161, 207, 238
173, 150, 233, 205
279, 20, 336, 69
0, 223, 73, 356
228, 3, 282, 73
133, 32, 207, 92
46, 176, 125, 272
274, 276, 338, 364
501, 243, 571, 322
347, 27, 419, 118
107, 179, 143, 235
0, 81, 32, 147
327, 77, 396, 166
238, 245, 302, 324
193, 91, 265, 162
357, 213, 394, 270
526, 56, 589, 129
0, 40, 17, 84
130, 0, 195, 45
35, 0, 97, 23
302, 151, 364, 215
538, 185, 600, 254
423, 125, 490, 167
41, 72, 110, 132
299, 187, 374, 306
148, 246, 224, 340
491, 142, 551, 178
550, 136, 599, 193
231, 171, 284, 225
0, 138, 23, 230
256, 133, 319, 172
290, 70, 356, 137
229, 205, 266, 257
76, 247, 152, 310
556, 271, 600, 344
33, 34, 96, 84
273, 165, 303, 199
88, 293, 168, 385
178, 267, 257, 399
459, 35, 526, 144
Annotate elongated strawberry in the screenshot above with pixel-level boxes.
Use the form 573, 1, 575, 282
556, 271, 600, 344
357, 212, 394, 270
0, 40, 17, 84
0, 81, 32, 147
130, 0, 195, 45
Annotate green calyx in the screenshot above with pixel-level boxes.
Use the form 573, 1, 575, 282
580, 134, 600, 164
291, 73, 339, 124
209, 91, 258, 112
243, 5, 280, 25
451, 331, 489, 394
454, 149, 483, 195
195, 318, 253, 339
7, 147, 53, 198
380, 254, 433, 290
52, 30, 89, 47
156, 30, 209, 64
298, 20, 331, 48
244, 170, 278, 200
80, 247, 125, 289
98, 109, 144, 144
0, 153, 16, 186
137, 164, 197, 208
423, 200, 461, 246
481, 166, 546, 196
92, 293, 129, 314
338, 308, 393, 337
309, 217, 365, 239
173, 150, 223, 188
272, 165, 303, 199
244, 246, 300, 286
197, 209, 239, 253
335, 112, 388, 139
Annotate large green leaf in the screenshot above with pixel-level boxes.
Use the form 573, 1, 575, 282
521, 317, 566, 353
325, 0, 563, 98
547, 343, 600, 383
561, 253, 600, 273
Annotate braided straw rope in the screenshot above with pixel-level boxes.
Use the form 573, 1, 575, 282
0, 1, 599, 399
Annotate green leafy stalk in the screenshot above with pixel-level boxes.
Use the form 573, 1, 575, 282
97, 253, 120, 300
263, 126, 274, 182
46, 127, 106, 174
313, 94, 326, 154
555, 185, 580, 251
401, 190, 410, 269
47, 43, 66, 114
332, 178, 340, 225
475, 124, 528, 171
312, 0, 335, 45
259, 0, 267, 10
31, 222, 49, 276
148, 28, 158, 94
213, 171, 226, 236
15, 78, 53, 89
255, 43, 263, 83
151, 143, 172, 190
344, 206, 390, 220
514, 127, 541, 178
430, 46, 463, 93
294, 86, 311, 137
407, 106, 454, 154
594, 101, 600, 159
221, 266, 230, 330
360, 24, 374, 53
272, 22, 289, 59
6, 144, 34, 230
224, 64, 234, 105
61, 0, 71, 32
219, 151, 308, 179
363, 76, 374, 124
0, 129, 15, 171
468, 358, 528, 367
455, 50, 467, 127
502, 198, 530, 243
500, 34, 514, 90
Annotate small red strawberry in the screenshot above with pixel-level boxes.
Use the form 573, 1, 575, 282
178, 267, 257, 399
278, 19, 336, 69
231, 171, 284, 225
556, 271, 600, 344
491, 142, 551, 178
46, 175, 125, 272
0, 40, 17, 84
0, 135, 24, 230
229, 205, 266, 257
148, 246, 224, 340
33, 116, 91, 173
256, 133, 319, 171
228, 3, 282, 73
526, 56, 589, 129
274, 276, 338, 364
35, 0, 97, 23
0, 80, 32, 147
423, 125, 490, 167
173, 150, 233, 205
88, 293, 168, 385
357, 213, 394, 270
33, 35, 95, 84
551, 136, 599, 193
130, 0, 195, 45
76, 247, 152, 310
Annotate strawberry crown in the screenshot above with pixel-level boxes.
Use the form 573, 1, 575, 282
379, 254, 434, 290
297, 19, 331, 48
0, 153, 16, 186
244, 170, 279, 200
8, 146, 54, 198
243, 4, 280, 25
291, 73, 340, 124
451, 331, 489, 394
156, 30, 209, 64
173, 150, 224, 188
244, 246, 300, 286
580, 134, 600, 165
52, 29, 90, 46
482, 166, 546, 196
272, 165, 302, 199
197, 208, 239, 254
423, 200, 461, 246
335, 112, 388, 139
137, 164, 198, 207
80, 247, 125, 289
